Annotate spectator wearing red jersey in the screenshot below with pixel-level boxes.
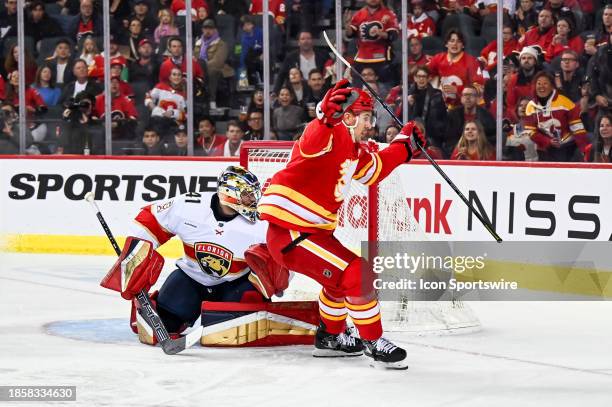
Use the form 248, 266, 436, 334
408, 36, 432, 81
94, 75, 138, 140
195, 116, 226, 156
506, 46, 542, 117
407, 0, 435, 39
158, 37, 205, 83
249, 0, 286, 27
109, 59, 134, 99
171, 0, 209, 21
450, 120, 496, 160
524, 71, 587, 162
428, 29, 486, 108
519, 8, 555, 50
545, 16, 583, 63
479, 24, 518, 75
345, 0, 400, 86
89, 35, 127, 80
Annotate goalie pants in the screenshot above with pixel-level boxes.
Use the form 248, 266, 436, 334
266, 223, 383, 340
157, 268, 265, 332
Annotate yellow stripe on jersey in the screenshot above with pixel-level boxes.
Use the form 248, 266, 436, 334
319, 309, 348, 321
290, 230, 349, 270
299, 135, 333, 158
345, 299, 379, 311
259, 205, 337, 230
351, 314, 382, 325
365, 153, 383, 186
319, 292, 346, 309
353, 157, 375, 181
263, 184, 337, 222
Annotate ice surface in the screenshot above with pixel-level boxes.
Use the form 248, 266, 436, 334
1, 253, 611, 407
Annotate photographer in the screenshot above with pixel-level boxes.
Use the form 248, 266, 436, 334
57, 91, 103, 155
0, 103, 36, 155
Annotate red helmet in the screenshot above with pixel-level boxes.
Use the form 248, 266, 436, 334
344, 88, 374, 114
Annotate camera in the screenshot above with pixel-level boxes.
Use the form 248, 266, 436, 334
64, 97, 92, 111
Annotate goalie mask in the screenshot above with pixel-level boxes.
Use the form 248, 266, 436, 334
217, 165, 262, 222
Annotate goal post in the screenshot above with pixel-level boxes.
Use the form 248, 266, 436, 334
241, 141, 481, 334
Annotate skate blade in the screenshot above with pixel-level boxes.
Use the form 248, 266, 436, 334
312, 348, 363, 358
368, 359, 409, 370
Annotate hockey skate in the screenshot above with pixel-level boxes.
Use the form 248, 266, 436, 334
312, 325, 363, 357
363, 337, 408, 370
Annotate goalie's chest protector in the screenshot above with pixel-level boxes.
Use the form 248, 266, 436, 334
259, 123, 365, 234
144, 193, 267, 287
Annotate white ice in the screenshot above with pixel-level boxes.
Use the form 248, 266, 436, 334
1, 253, 611, 407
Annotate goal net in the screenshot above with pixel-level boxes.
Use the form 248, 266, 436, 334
241, 141, 480, 334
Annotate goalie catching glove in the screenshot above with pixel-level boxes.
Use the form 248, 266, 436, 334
100, 236, 164, 300
392, 121, 427, 161
245, 243, 290, 299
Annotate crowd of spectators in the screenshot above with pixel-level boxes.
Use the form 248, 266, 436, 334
0, 0, 610, 163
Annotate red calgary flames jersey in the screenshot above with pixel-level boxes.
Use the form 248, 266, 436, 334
350, 6, 399, 63
258, 119, 409, 234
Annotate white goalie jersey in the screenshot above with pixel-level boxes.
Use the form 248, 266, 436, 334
131, 192, 268, 287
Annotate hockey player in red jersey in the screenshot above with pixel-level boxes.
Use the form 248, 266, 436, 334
258, 79, 426, 369
101, 166, 290, 344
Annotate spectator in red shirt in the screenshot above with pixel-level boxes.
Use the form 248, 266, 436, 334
407, 0, 435, 39
545, 16, 583, 63
506, 46, 542, 116
428, 29, 486, 108
249, 0, 286, 27
159, 37, 205, 83
519, 8, 555, 50
94, 75, 138, 140
195, 117, 226, 156
171, 0, 209, 21
450, 120, 496, 160
345, 0, 400, 86
479, 24, 518, 75
68, 0, 103, 44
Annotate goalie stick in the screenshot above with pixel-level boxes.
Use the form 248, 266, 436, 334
84, 192, 203, 355
322, 31, 502, 243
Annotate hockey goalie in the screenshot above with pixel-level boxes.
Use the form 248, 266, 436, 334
100, 166, 318, 347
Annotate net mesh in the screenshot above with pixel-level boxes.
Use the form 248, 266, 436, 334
245, 144, 480, 334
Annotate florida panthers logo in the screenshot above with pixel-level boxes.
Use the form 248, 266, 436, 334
194, 242, 233, 278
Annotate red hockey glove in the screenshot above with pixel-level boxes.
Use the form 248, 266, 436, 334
392, 121, 427, 161
100, 237, 165, 300
318, 79, 352, 127
245, 243, 290, 299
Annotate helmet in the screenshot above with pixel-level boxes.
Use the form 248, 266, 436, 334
344, 88, 374, 115
217, 165, 261, 223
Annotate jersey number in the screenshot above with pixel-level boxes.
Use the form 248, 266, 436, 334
185, 191, 202, 204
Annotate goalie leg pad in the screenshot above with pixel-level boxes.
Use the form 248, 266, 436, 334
200, 301, 319, 347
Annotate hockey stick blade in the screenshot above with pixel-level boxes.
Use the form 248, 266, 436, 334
86, 194, 202, 354
322, 31, 502, 243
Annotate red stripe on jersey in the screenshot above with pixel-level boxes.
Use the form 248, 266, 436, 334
134, 205, 175, 245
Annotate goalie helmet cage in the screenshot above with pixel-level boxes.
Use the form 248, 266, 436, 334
240, 141, 481, 335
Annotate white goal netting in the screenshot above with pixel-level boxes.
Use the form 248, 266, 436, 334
243, 142, 480, 334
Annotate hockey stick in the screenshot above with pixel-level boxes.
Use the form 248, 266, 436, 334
84, 192, 202, 354
322, 31, 502, 243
